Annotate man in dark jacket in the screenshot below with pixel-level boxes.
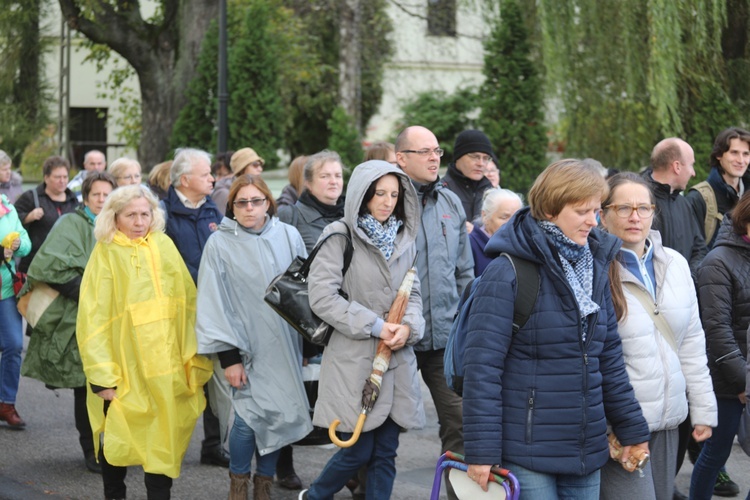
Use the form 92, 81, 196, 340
643, 138, 707, 281
161, 147, 227, 468
396, 125, 474, 500
441, 129, 495, 231
687, 127, 750, 249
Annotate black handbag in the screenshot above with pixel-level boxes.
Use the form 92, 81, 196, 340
264, 225, 353, 346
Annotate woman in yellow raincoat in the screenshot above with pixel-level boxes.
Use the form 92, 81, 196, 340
77, 185, 213, 500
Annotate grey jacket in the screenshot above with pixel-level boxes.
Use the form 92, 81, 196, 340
195, 216, 313, 454
278, 200, 341, 253
413, 180, 474, 351
308, 160, 426, 433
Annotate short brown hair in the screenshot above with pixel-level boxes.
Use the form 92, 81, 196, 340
527, 159, 609, 220
364, 142, 395, 162
731, 192, 750, 235
43, 156, 70, 177
227, 174, 277, 219
81, 171, 116, 202
287, 155, 308, 194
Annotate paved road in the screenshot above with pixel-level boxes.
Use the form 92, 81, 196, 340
1, 334, 748, 499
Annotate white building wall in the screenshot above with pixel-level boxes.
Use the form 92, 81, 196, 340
364, 1, 488, 142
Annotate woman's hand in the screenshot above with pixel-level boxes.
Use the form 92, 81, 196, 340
620, 441, 650, 472
381, 323, 410, 350
3, 247, 12, 260
467, 464, 492, 492
24, 207, 44, 224
10, 238, 20, 251
693, 424, 712, 442
96, 388, 117, 401
739, 392, 747, 405
224, 363, 247, 389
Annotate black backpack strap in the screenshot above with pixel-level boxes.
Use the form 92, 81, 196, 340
501, 253, 539, 334
340, 222, 353, 275
32, 188, 39, 209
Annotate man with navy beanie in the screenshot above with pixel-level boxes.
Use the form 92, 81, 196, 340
442, 129, 497, 231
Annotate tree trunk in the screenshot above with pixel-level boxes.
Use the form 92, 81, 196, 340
57, 0, 219, 168
339, 0, 362, 132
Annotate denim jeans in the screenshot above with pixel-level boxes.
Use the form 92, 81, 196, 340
229, 412, 280, 476
689, 397, 745, 500
307, 417, 400, 500
0, 296, 23, 404
504, 461, 601, 500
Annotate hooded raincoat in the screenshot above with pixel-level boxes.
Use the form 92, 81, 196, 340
195, 216, 313, 455
76, 230, 213, 478
308, 161, 425, 433
21, 207, 96, 387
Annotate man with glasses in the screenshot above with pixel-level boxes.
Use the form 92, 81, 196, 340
395, 125, 474, 500
441, 129, 497, 232
161, 147, 228, 468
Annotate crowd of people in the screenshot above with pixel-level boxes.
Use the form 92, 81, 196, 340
0, 125, 748, 500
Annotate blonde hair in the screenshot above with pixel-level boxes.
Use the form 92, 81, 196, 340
107, 157, 142, 185
527, 159, 609, 220
149, 160, 173, 192
94, 185, 165, 243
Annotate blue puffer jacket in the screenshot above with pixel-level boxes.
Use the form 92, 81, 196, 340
162, 186, 222, 284
463, 207, 649, 476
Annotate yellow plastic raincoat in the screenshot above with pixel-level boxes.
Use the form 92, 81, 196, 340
76, 230, 213, 478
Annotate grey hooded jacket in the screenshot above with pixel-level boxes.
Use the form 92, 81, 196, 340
308, 160, 426, 433
195, 216, 313, 454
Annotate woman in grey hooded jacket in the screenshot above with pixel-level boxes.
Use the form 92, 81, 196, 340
301, 160, 425, 500
196, 175, 313, 500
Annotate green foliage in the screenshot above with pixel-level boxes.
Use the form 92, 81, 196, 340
20, 124, 58, 181
536, 0, 734, 171
279, 0, 393, 155
228, 0, 285, 167
327, 106, 362, 171
0, 0, 51, 165
478, 0, 547, 193
170, 19, 219, 153
395, 88, 479, 159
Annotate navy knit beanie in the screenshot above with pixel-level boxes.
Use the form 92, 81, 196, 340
453, 129, 496, 163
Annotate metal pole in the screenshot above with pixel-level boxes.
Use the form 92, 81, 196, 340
217, 0, 228, 153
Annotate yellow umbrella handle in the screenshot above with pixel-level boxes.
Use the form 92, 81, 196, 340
328, 413, 367, 448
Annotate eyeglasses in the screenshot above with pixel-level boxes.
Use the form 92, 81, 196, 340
467, 153, 492, 165
399, 148, 444, 158
233, 197, 267, 208
604, 204, 655, 219
117, 174, 142, 182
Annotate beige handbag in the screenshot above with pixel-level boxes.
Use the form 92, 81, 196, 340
16, 281, 60, 328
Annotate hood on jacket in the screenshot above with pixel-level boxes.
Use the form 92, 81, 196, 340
485, 206, 621, 265
344, 160, 419, 246
712, 213, 750, 251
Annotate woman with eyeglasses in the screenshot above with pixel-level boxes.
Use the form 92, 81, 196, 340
599, 172, 716, 500
195, 174, 312, 500
107, 157, 143, 187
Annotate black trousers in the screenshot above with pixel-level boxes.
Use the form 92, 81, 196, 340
100, 400, 173, 500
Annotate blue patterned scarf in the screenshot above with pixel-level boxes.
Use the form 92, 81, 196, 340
538, 220, 600, 340
357, 214, 402, 260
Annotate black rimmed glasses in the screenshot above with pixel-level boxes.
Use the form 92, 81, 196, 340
233, 197, 267, 208
604, 204, 655, 219
399, 148, 444, 158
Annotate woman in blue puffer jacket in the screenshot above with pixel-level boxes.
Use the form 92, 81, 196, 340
462, 159, 650, 499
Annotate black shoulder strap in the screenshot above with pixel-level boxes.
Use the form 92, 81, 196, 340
300, 223, 352, 277
340, 222, 353, 276
32, 188, 39, 209
501, 253, 540, 334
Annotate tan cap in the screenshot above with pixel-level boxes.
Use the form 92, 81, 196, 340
230, 148, 265, 175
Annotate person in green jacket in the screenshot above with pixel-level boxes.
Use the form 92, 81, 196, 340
21, 171, 115, 472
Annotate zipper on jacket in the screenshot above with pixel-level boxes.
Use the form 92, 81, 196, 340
525, 388, 535, 443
